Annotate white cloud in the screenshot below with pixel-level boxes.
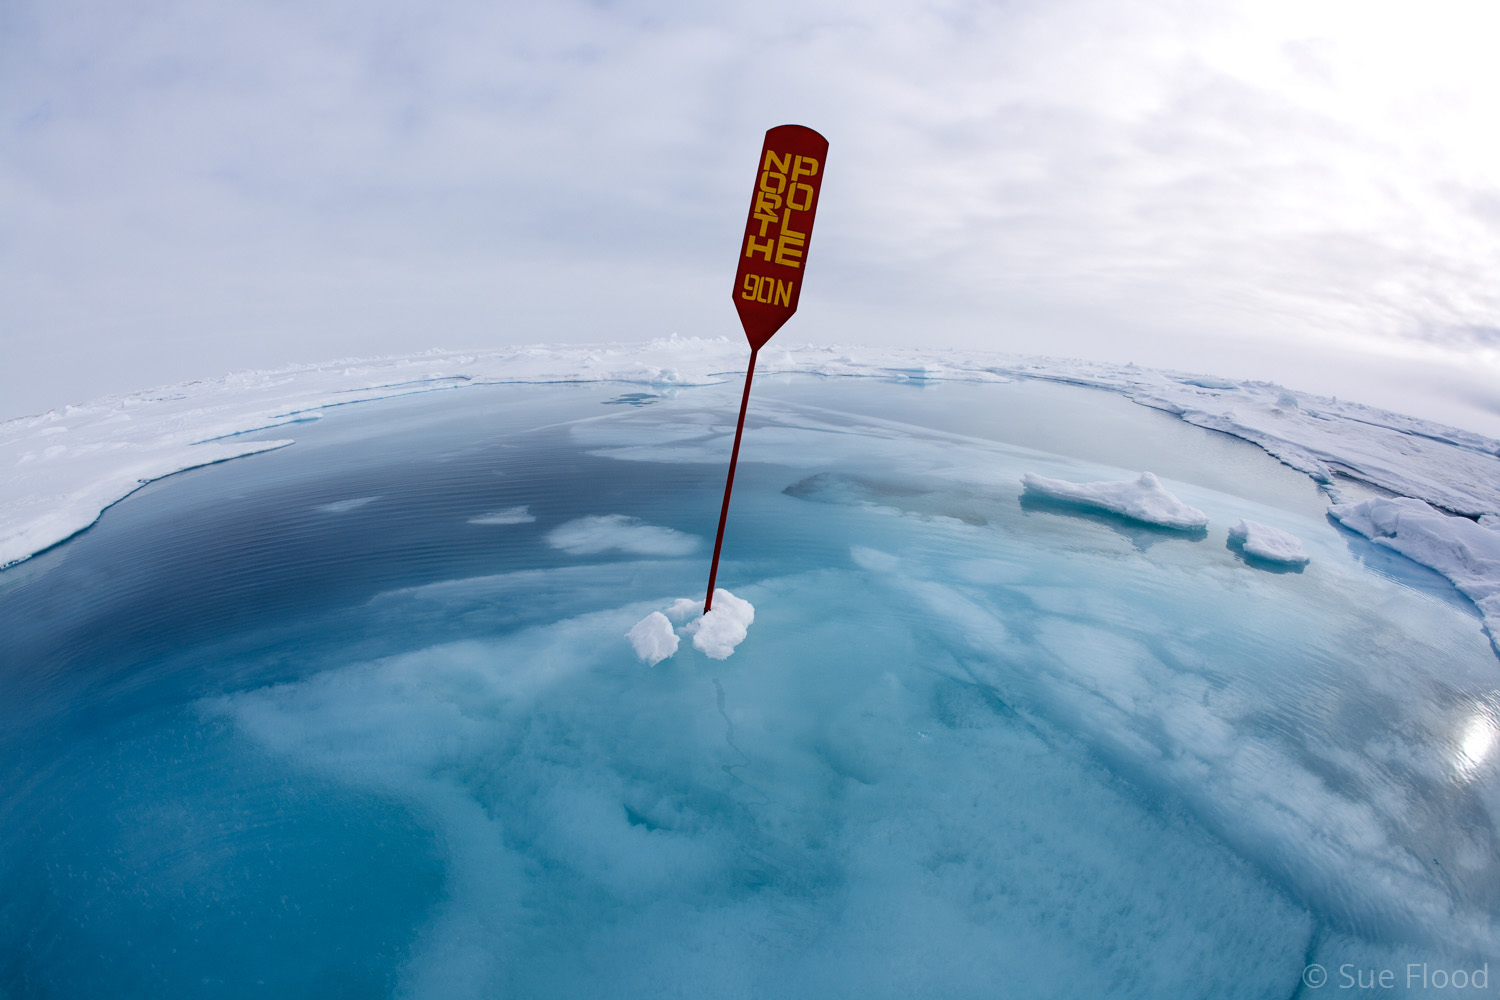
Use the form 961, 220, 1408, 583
3, 0, 1499, 427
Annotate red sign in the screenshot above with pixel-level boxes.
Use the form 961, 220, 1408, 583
732, 124, 829, 350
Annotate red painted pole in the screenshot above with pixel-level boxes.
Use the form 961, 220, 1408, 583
705, 124, 826, 613
704, 348, 758, 611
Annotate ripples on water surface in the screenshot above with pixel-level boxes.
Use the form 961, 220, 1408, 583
2, 376, 1497, 998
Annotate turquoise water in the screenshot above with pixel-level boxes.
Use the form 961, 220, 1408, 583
2, 376, 1495, 998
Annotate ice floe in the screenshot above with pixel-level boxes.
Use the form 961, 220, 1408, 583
1021, 471, 1210, 530
1331, 497, 1500, 654
1227, 519, 1309, 566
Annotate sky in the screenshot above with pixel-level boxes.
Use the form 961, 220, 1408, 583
4, 0, 1500, 433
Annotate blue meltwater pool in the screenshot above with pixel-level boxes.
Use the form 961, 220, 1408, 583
2, 376, 1496, 998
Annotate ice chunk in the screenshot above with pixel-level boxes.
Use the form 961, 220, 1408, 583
626, 591, 756, 662
680, 589, 755, 659
1228, 519, 1309, 565
625, 611, 679, 666
1331, 497, 1500, 653
467, 506, 535, 525
546, 515, 699, 557
1021, 471, 1209, 530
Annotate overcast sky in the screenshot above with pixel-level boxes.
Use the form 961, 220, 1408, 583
4, 0, 1500, 432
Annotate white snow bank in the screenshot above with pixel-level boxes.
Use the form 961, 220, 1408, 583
625, 611, 679, 666
4, 339, 1497, 570
1022, 471, 1210, 530
1331, 497, 1500, 653
546, 515, 699, 557
467, 506, 535, 525
627, 589, 756, 663
1228, 519, 1309, 565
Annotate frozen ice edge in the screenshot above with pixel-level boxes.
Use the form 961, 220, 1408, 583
3, 340, 1499, 644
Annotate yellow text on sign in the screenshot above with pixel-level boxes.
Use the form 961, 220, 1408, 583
741, 273, 794, 307
744, 149, 819, 269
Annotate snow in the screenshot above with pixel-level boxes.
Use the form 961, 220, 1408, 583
681, 590, 756, 659
625, 611, 679, 666
1021, 471, 1210, 530
545, 515, 700, 557
1228, 519, 1310, 565
1330, 497, 1500, 654
628, 589, 756, 662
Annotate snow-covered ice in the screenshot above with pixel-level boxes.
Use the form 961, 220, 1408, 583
1227, 519, 1309, 565
1021, 471, 1210, 530
1331, 497, 1500, 653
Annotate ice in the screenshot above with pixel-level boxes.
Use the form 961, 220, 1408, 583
1331, 496, 1500, 653
546, 515, 700, 557
681, 590, 755, 660
627, 591, 756, 663
1021, 471, 1210, 529
467, 506, 536, 525
4, 340, 1498, 569
626, 611, 679, 666
1227, 518, 1309, 565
